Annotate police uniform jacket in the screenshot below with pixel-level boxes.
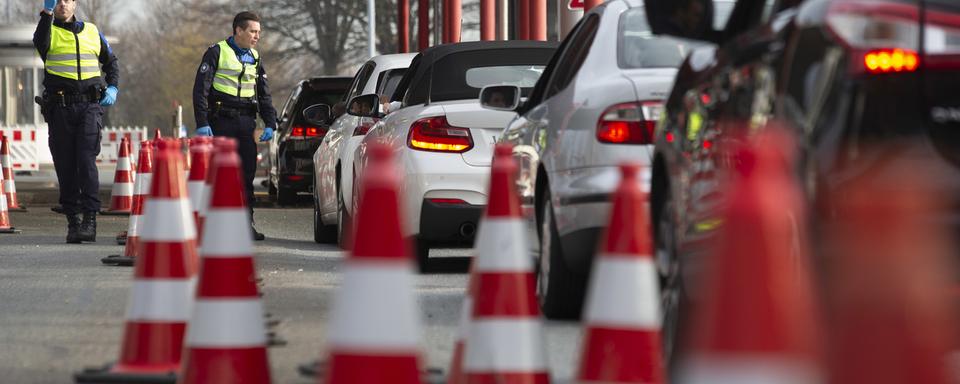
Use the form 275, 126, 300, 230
33, 12, 119, 94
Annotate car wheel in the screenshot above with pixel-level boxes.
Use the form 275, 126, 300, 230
313, 199, 337, 244
415, 239, 431, 273
277, 183, 297, 206
536, 188, 587, 320
656, 191, 685, 372
268, 181, 277, 197
337, 188, 352, 250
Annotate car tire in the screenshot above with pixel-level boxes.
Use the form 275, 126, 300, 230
536, 188, 587, 320
313, 199, 337, 244
337, 188, 352, 250
415, 239, 431, 273
277, 183, 297, 206
656, 191, 686, 373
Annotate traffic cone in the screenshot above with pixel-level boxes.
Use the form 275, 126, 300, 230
822, 157, 957, 384
446, 266, 477, 384
677, 129, 821, 384
463, 144, 549, 384
187, 137, 212, 244
77, 139, 198, 383
0, 164, 18, 234
322, 142, 424, 384
102, 137, 135, 215
575, 163, 663, 384
178, 138, 271, 384
0, 134, 24, 212
103, 140, 154, 266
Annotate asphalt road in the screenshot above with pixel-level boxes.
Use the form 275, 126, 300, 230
0, 206, 581, 383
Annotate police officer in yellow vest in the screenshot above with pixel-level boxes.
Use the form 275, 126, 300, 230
192, 11, 277, 241
33, 0, 120, 244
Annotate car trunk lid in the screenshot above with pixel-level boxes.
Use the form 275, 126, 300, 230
440, 101, 518, 167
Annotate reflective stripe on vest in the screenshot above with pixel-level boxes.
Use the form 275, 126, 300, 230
212, 40, 259, 98
45, 23, 102, 81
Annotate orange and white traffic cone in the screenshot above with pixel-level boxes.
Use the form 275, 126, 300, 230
77, 139, 198, 383
322, 142, 424, 384
822, 156, 957, 384
0, 164, 18, 234
187, 137, 212, 244
178, 138, 271, 384
102, 137, 135, 215
0, 134, 24, 212
446, 267, 476, 384
677, 129, 821, 384
576, 163, 663, 384
463, 144, 549, 384
103, 140, 154, 266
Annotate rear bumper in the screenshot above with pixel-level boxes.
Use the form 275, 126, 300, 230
278, 138, 323, 191
418, 200, 484, 245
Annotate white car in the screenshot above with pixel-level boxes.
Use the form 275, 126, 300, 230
313, 53, 416, 244
349, 41, 558, 271
490, 0, 730, 320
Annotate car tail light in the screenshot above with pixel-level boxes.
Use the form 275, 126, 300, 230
596, 101, 662, 145
289, 126, 327, 140
826, 0, 960, 73
407, 116, 474, 153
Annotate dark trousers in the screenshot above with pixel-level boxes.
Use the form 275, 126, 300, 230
46, 102, 102, 215
210, 112, 257, 217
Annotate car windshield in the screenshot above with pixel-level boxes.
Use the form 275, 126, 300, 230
430, 48, 555, 102
619, 7, 704, 69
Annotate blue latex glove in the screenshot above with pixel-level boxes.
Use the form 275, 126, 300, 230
99, 86, 118, 106
196, 126, 213, 137
44, 0, 56, 12
259, 127, 274, 142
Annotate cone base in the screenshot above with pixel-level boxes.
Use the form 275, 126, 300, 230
100, 210, 131, 216
101, 255, 134, 266
74, 363, 176, 384
8, 206, 26, 212
0, 227, 19, 234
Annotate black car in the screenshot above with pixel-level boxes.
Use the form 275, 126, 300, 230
268, 76, 352, 205
647, 0, 960, 365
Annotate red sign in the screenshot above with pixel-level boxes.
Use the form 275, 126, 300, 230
568, 0, 584, 9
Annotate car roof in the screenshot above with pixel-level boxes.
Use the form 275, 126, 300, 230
392, 40, 560, 103
301, 76, 353, 92
368, 53, 418, 68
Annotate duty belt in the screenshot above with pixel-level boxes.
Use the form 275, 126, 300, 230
44, 89, 102, 106
213, 101, 257, 117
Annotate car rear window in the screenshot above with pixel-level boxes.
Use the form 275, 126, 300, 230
430, 48, 555, 102
619, 8, 701, 69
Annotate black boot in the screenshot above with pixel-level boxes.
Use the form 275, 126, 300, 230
79, 212, 97, 242
66, 214, 82, 244
251, 226, 265, 241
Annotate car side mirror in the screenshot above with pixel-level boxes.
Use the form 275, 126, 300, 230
642, 0, 721, 43
479, 85, 521, 112
302, 104, 331, 126
347, 94, 384, 118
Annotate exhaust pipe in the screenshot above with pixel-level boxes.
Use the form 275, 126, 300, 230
459, 222, 477, 238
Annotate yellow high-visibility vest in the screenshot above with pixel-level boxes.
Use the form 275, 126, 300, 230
212, 40, 259, 98
45, 22, 102, 81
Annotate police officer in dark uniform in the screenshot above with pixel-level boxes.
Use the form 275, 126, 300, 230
193, 11, 276, 241
33, 0, 120, 243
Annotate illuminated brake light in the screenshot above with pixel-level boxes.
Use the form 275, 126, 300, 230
289, 126, 327, 139
354, 120, 375, 136
596, 101, 661, 145
407, 116, 474, 153
864, 49, 919, 73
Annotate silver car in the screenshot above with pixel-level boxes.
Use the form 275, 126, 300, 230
313, 53, 416, 245
491, 0, 707, 319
